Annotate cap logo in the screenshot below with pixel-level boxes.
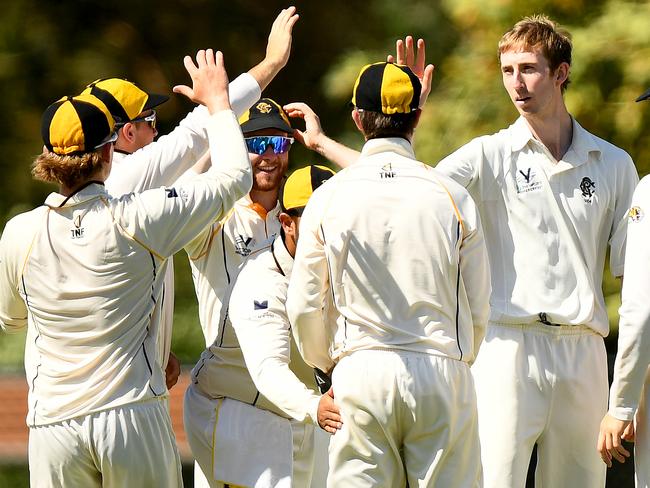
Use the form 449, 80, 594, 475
256, 102, 273, 114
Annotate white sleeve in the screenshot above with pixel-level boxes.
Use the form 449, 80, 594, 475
0, 214, 30, 332
105, 73, 260, 196
286, 190, 336, 373
608, 153, 639, 277
609, 176, 650, 420
229, 260, 320, 424
457, 191, 491, 360
435, 139, 482, 190
112, 109, 252, 258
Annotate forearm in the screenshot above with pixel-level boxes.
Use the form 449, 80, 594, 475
312, 134, 359, 169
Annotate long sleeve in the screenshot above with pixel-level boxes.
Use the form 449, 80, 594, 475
105, 73, 260, 196
229, 259, 320, 424
112, 109, 252, 259
457, 194, 491, 360
0, 212, 35, 332
286, 190, 336, 373
609, 176, 650, 420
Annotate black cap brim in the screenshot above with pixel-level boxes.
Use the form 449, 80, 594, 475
143, 93, 170, 111
636, 88, 650, 102
241, 117, 292, 134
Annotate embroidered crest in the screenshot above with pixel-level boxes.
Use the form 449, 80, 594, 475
580, 177, 596, 203
628, 206, 644, 223
256, 102, 272, 114
515, 167, 542, 194
234, 235, 253, 256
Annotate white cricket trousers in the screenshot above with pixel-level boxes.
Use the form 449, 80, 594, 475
328, 349, 482, 488
185, 383, 315, 488
28, 398, 182, 487
635, 369, 650, 488
472, 322, 608, 488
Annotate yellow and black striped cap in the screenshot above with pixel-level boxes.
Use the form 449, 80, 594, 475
41, 94, 116, 155
279, 165, 336, 213
81, 78, 169, 124
352, 62, 421, 115
239, 98, 292, 134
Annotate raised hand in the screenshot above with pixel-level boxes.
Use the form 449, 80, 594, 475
387, 36, 434, 108
265, 6, 300, 71
283, 102, 324, 150
173, 49, 230, 114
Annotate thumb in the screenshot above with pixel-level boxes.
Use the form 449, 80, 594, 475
173, 85, 194, 100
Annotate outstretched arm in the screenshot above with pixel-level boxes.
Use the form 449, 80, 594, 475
387, 36, 434, 108
248, 6, 300, 91
284, 102, 359, 168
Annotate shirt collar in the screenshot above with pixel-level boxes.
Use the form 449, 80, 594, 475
509, 116, 602, 168
238, 194, 281, 220
44, 182, 107, 208
271, 234, 293, 276
360, 137, 416, 160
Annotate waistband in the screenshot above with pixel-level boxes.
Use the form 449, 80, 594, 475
488, 320, 601, 337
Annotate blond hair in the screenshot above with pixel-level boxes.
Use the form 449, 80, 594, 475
499, 14, 572, 91
32, 150, 105, 189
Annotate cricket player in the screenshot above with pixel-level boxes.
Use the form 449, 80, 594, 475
0, 48, 251, 487
219, 165, 341, 487
597, 88, 650, 487
286, 62, 491, 487
79, 6, 299, 386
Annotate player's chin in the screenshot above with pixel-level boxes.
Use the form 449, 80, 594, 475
253, 175, 283, 192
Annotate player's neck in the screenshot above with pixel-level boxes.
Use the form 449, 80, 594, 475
250, 188, 279, 212
523, 105, 573, 162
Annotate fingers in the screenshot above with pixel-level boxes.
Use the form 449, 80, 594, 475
415, 38, 426, 72
172, 85, 193, 99
395, 39, 405, 65
623, 422, 636, 442
182, 54, 198, 78
387, 54, 395, 63
405, 36, 415, 69
597, 431, 612, 467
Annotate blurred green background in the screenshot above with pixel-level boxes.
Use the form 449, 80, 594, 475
1, 0, 649, 485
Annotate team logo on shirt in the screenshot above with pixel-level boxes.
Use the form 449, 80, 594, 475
254, 299, 268, 310
380, 163, 396, 179
628, 206, 644, 223
234, 235, 253, 256
580, 177, 596, 203
70, 214, 85, 239
165, 188, 178, 198
515, 167, 542, 193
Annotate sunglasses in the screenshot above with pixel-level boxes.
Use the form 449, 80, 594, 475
94, 130, 119, 149
244, 136, 294, 155
130, 110, 157, 129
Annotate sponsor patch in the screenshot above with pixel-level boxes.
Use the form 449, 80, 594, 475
515, 167, 542, 194
254, 300, 268, 310
628, 206, 644, 223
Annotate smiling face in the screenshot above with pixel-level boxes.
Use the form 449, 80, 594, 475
245, 128, 290, 192
500, 48, 567, 118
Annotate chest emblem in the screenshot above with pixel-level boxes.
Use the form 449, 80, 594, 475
234, 235, 254, 256
515, 167, 542, 194
580, 177, 596, 203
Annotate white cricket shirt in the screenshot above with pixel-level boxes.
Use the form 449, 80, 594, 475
286, 137, 491, 373
0, 110, 251, 426
609, 175, 650, 420
436, 117, 638, 335
104, 73, 260, 368
229, 235, 321, 424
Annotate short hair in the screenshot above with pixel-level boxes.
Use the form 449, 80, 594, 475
357, 110, 419, 140
32, 150, 105, 189
498, 14, 572, 91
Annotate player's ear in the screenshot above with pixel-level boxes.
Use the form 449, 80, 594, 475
279, 212, 293, 234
